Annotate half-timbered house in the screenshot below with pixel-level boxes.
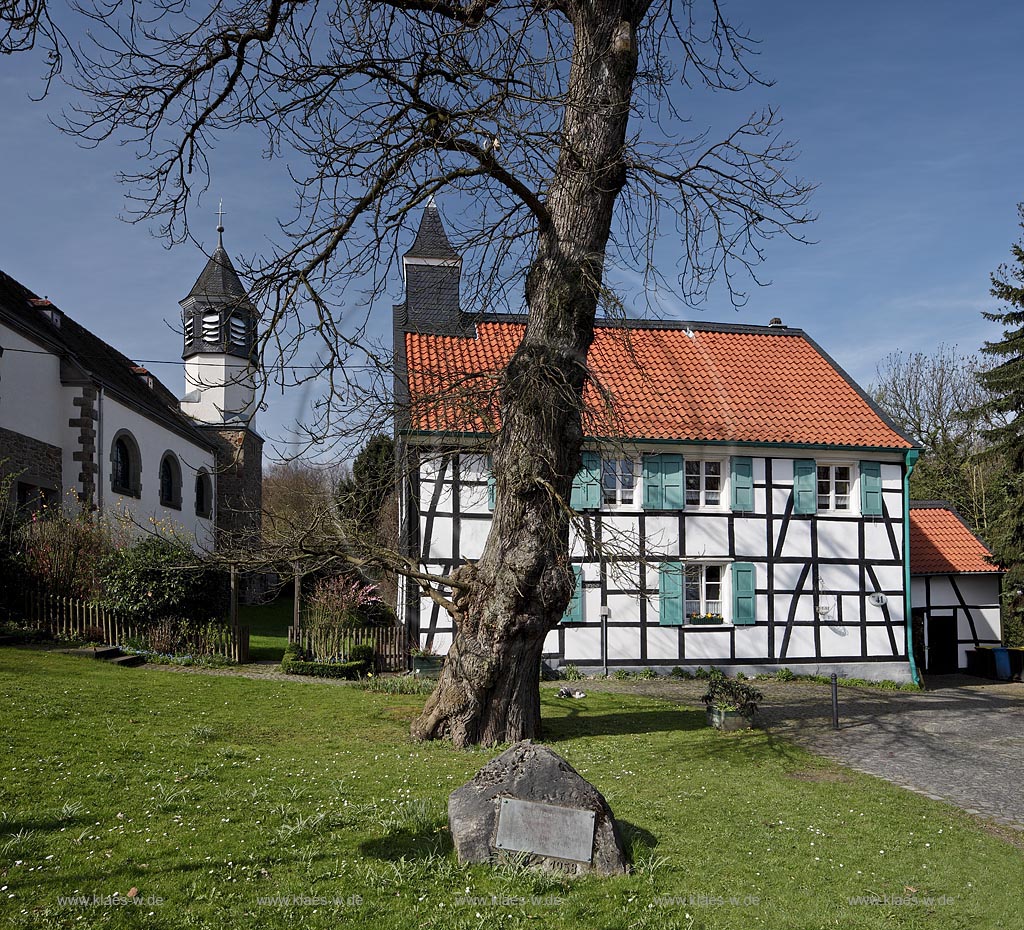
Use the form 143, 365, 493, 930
394, 204, 1001, 682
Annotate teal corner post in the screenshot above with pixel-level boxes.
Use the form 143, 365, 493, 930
903, 449, 921, 686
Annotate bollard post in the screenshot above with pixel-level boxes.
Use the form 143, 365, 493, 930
831, 672, 839, 729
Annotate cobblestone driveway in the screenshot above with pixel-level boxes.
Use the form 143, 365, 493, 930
583, 675, 1024, 829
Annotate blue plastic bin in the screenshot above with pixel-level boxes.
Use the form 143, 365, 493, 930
993, 648, 1012, 681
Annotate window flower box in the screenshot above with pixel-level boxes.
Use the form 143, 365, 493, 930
688, 613, 725, 624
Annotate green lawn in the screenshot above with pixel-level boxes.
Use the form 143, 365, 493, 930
239, 598, 294, 662
1, 649, 1021, 929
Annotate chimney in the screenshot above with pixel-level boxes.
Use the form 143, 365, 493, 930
768, 317, 784, 328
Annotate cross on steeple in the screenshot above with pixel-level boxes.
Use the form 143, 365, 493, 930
216, 200, 226, 246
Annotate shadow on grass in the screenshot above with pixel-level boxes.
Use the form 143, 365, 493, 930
358, 824, 454, 861
542, 706, 706, 741
618, 819, 658, 854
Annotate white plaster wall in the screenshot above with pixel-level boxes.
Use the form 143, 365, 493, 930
780, 520, 812, 558
101, 394, 216, 551
867, 625, 902, 657
459, 516, 490, 560
646, 627, 679, 660
0, 323, 64, 448
181, 354, 256, 423
818, 521, 860, 561
733, 518, 764, 557
733, 625, 768, 658
563, 626, 601, 660
819, 624, 857, 657
786, 626, 818, 658
607, 626, 641, 660
685, 631, 731, 660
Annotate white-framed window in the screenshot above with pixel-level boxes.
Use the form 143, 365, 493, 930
685, 563, 723, 622
602, 457, 636, 505
817, 464, 852, 512
685, 459, 722, 507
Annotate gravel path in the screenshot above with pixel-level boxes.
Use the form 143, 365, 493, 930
581, 675, 1024, 830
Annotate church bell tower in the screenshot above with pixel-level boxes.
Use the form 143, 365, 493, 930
179, 209, 263, 554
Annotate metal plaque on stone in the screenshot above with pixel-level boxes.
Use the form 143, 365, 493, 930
494, 798, 596, 863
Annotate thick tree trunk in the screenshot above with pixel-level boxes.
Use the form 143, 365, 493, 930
411, 2, 640, 748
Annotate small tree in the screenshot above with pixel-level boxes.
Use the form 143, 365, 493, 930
972, 205, 1024, 646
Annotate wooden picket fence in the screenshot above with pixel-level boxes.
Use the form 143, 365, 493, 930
288, 623, 407, 672
22, 589, 249, 663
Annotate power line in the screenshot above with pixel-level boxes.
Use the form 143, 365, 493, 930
0, 344, 380, 371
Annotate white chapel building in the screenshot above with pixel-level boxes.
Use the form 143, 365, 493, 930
0, 225, 263, 552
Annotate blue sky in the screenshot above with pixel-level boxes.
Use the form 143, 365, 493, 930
1, 1, 1022, 458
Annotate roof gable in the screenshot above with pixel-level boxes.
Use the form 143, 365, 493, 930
403, 320, 914, 449
908, 503, 1001, 575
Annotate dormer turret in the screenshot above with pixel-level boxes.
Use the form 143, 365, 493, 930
401, 199, 465, 335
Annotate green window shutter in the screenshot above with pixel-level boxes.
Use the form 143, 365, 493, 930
658, 562, 684, 626
571, 451, 601, 510
860, 461, 882, 516
730, 456, 754, 511
487, 456, 496, 511
731, 562, 756, 625
642, 454, 682, 509
562, 565, 583, 623
793, 458, 817, 514
642, 455, 662, 509
662, 454, 684, 509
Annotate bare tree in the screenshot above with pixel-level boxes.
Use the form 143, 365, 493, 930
7, 0, 813, 746
872, 344, 1008, 533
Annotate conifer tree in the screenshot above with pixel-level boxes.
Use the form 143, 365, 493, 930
976, 205, 1024, 646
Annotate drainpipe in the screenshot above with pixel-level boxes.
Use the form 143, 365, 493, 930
96, 385, 104, 513
903, 448, 921, 686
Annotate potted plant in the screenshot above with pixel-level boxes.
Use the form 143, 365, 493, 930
410, 643, 444, 678
688, 612, 725, 624
700, 669, 763, 730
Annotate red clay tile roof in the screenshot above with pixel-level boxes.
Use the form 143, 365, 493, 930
909, 504, 1000, 575
404, 322, 913, 448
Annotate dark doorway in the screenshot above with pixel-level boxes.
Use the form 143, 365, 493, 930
926, 613, 958, 674
911, 608, 926, 673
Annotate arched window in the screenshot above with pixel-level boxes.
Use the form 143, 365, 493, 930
195, 469, 213, 519
159, 452, 182, 509
110, 430, 141, 498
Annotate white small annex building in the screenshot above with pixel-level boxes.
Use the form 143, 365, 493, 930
0, 225, 263, 553
393, 204, 1005, 684
908, 502, 1003, 674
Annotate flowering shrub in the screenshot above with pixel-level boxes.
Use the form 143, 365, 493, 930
20, 497, 114, 599
306, 576, 382, 631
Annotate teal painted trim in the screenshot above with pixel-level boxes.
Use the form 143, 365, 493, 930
571, 451, 601, 510
403, 430, 917, 456
659, 562, 684, 626
731, 562, 756, 624
903, 449, 922, 686
730, 455, 754, 511
561, 565, 583, 624
860, 460, 882, 515
793, 458, 817, 515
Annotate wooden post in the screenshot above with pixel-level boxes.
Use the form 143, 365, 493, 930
230, 565, 239, 659
292, 561, 301, 632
